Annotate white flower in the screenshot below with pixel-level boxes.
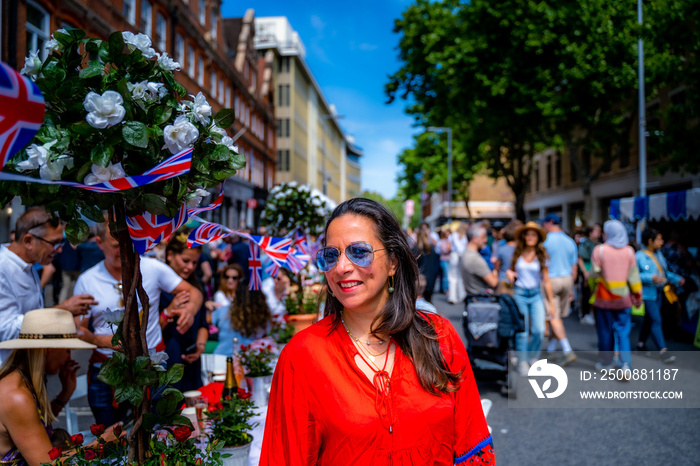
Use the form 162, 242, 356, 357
149, 349, 169, 367
16, 143, 48, 171
157, 52, 181, 71
163, 115, 199, 154
83, 90, 126, 129
312, 197, 321, 207
20, 50, 43, 79
191, 92, 212, 125
44, 29, 67, 52
219, 135, 239, 153
186, 188, 210, 208
84, 162, 126, 185
122, 31, 157, 59
128, 80, 149, 100
102, 307, 124, 324
288, 181, 298, 188
146, 82, 167, 101
40, 154, 74, 181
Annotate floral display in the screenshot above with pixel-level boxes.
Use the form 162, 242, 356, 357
238, 342, 275, 377
285, 283, 324, 316
207, 389, 258, 448
260, 182, 332, 236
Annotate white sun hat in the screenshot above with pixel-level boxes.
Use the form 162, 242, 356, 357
0, 308, 96, 350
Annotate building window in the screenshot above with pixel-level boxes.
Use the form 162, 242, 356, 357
555, 152, 562, 186
175, 33, 185, 66
534, 162, 540, 192
225, 85, 231, 107
210, 8, 218, 40
26, 1, 50, 59
278, 84, 290, 107
278, 56, 290, 73
123, 0, 136, 25
546, 156, 552, 189
141, 1, 152, 38
197, 57, 204, 86
218, 77, 224, 104
210, 72, 217, 98
277, 150, 290, 171
155, 11, 166, 51
187, 44, 195, 78
199, 0, 206, 25
234, 95, 240, 118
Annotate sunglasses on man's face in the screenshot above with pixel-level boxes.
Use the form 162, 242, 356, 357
315, 242, 386, 272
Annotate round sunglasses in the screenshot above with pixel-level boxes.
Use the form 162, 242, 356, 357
315, 241, 386, 272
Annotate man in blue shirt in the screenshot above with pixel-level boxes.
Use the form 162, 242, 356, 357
542, 214, 578, 366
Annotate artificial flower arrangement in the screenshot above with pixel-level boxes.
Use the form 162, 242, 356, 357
6, 28, 244, 462
206, 389, 259, 449
259, 182, 332, 236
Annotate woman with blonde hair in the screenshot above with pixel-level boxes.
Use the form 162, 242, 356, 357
0, 308, 95, 466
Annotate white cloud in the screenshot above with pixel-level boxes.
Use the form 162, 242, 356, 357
309, 15, 332, 64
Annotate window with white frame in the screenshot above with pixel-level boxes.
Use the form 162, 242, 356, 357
141, 1, 152, 38
155, 11, 166, 51
197, 57, 204, 86
123, 0, 136, 25
187, 44, 195, 78
218, 77, 224, 104
210, 72, 217, 98
26, 1, 50, 60
225, 85, 231, 107
234, 95, 240, 119
175, 33, 184, 66
210, 8, 217, 40
199, 0, 206, 25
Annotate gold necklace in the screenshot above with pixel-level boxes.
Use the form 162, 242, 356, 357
341, 314, 389, 358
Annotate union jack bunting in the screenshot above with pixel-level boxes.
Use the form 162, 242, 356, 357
249, 234, 292, 267
187, 183, 225, 216
264, 260, 280, 278
0, 61, 45, 171
248, 242, 263, 290
126, 203, 189, 254
286, 247, 311, 274
0, 147, 193, 192
186, 220, 233, 248
292, 228, 311, 255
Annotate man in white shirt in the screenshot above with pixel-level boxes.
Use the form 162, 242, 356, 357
0, 208, 97, 364
74, 221, 202, 425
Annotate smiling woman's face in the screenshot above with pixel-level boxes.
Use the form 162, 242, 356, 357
324, 214, 397, 317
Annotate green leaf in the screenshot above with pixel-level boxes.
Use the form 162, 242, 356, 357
208, 144, 230, 162
169, 414, 193, 429
115, 384, 143, 406
135, 370, 159, 387
142, 413, 159, 431
228, 151, 246, 170
156, 394, 177, 417
214, 108, 236, 128
141, 193, 168, 215
90, 144, 114, 167
108, 31, 125, 59
79, 62, 104, 79
42, 60, 66, 82
133, 355, 151, 372
160, 363, 184, 387
151, 106, 173, 126
213, 168, 238, 181
80, 205, 105, 223
122, 121, 149, 148
71, 121, 96, 136
64, 218, 89, 245
161, 388, 184, 402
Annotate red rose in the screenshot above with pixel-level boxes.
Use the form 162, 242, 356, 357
113, 423, 123, 437
195, 459, 203, 466
84, 449, 97, 460
160, 452, 166, 466
240, 344, 246, 351
90, 424, 106, 436
48, 446, 62, 461
237, 388, 252, 400
71, 433, 84, 446
172, 425, 193, 443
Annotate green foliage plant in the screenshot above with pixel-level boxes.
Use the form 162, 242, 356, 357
207, 390, 259, 448
260, 182, 331, 236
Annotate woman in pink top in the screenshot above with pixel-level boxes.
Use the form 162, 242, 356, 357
590, 220, 642, 374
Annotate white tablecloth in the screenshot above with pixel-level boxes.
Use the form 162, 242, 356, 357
248, 406, 267, 465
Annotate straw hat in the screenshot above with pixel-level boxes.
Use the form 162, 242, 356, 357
0, 308, 96, 350
515, 221, 546, 243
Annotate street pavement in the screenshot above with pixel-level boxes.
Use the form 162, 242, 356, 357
47, 292, 700, 465
434, 292, 700, 466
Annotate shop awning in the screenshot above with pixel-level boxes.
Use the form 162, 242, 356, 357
610, 187, 700, 221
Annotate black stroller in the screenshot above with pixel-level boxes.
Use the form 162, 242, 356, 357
462, 293, 524, 398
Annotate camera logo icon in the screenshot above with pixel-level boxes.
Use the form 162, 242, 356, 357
527, 359, 568, 399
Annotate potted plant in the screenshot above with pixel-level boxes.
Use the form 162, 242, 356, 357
6, 27, 243, 462
285, 283, 323, 334
270, 317, 295, 348
238, 342, 275, 407
207, 389, 258, 466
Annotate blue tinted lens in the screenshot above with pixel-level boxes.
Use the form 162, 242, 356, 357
316, 247, 340, 271
346, 243, 373, 267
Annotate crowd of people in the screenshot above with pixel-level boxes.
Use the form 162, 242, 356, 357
405, 213, 699, 377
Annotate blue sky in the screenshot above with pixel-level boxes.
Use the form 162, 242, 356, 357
221, 0, 418, 200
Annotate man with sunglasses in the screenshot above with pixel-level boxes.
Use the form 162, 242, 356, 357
0, 208, 97, 364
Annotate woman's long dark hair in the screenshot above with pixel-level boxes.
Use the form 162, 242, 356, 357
322, 198, 460, 395
229, 286, 272, 337
511, 228, 548, 272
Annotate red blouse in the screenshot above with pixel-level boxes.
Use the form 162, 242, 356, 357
260, 314, 494, 465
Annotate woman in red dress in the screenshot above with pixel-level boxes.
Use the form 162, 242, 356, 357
260, 198, 494, 465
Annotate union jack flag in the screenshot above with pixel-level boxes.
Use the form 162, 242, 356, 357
264, 260, 280, 278
126, 203, 189, 254
248, 242, 263, 290
250, 234, 292, 267
186, 221, 233, 248
292, 228, 311, 255
286, 247, 311, 274
187, 183, 225, 217
0, 61, 45, 171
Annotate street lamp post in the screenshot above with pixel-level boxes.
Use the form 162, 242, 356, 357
427, 126, 453, 220
636, 0, 647, 243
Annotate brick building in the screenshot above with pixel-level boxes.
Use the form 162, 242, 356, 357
0, 0, 276, 236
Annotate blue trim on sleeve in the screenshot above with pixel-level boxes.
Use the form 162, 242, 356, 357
455, 435, 493, 464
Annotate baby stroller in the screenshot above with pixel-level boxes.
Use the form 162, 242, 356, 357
462, 293, 524, 398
